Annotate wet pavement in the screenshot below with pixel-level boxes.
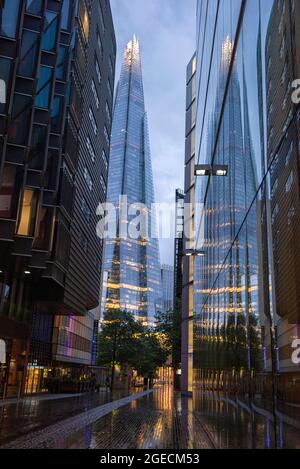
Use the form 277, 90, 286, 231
0, 389, 128, 447
1, 386, 299, 449
0, 387, 213, 449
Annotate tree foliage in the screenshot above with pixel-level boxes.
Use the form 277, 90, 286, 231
97, 310, 169, 387
154, 299, 182, 372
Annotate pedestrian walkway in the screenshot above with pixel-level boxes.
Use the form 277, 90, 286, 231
0, 387, 214, 449
0, 389, 128, 447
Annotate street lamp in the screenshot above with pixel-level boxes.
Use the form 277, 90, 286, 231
195, 164, 228, 177
184, 249, 205, 257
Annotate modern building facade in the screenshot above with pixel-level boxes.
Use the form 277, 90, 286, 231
181, 55, 196, 396
101, 36, 163, 325
185, 0, 300, 447
161, 264, 174, 313
0, 0, 116, 397
173, 188, 185, 308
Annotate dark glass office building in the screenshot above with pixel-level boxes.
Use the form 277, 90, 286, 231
102, 36, 163, 325
0, 0, 115, 397
186, 0, 300, 448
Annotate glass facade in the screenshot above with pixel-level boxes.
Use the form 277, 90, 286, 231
191, 0, 300, 448
161, 265, 174, 313
102, 37, 163, 325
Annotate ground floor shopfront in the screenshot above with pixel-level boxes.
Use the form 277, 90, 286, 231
0, 317, 30, 399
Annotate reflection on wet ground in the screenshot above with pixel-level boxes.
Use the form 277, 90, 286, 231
193, 390, 300, 449
1, 386, 300, 449
0, 390, 127, 446
45, 386, 213, 450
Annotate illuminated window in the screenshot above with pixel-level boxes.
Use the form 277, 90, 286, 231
17, 188, 38, 236
78, 2, 89, 42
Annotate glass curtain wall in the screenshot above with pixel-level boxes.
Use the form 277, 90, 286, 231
102, 37, 163, 325
193, 0, 300, 448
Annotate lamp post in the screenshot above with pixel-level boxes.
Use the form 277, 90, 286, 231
194, 164, 228, 178
184, 248, 205, 258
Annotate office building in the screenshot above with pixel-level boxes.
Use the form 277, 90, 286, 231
101, 36, 163, 325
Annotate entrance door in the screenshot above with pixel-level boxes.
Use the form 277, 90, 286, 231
25, 367, 48, 394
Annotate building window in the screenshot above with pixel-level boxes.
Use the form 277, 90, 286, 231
0, 165, 17, 219
97, 2, 105, 34
56, 46, 68, 81
35, 66, 53, 109
89, 107, 97, 135
30, 124, 47, 168
107, 79, 113, 100
16, 188, 38, 237
8, 94, 32, 145
95, 57, 101, 84
26, 0, 43, 15
100, 175, 106, 194
81, 198, 91, 223
61, 0, 71, 31
84, 167, 93, 191
33, 207, 54, 251
42, 11, 58, 52
106, 102, 111, 125
108, 56, 114, 77
0, 0, 20, 39
79, 231, 88, 253
91, 79, 99, 109
78, 1, 89, 42
285, 171, 294, 193
51, 96, 63, 132
97, 30, 103, 58
104, 125, 110, 146
86, 136, 96, 162
18, 30, 39, 78
102, 149, 108, 171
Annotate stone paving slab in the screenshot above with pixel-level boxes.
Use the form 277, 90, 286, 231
0, 390, 154, 449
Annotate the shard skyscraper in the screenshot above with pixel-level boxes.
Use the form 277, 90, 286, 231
101, 36, 163, 325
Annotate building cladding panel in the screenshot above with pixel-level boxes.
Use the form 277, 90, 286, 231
191, 0, 300, 417
102, 36, 163, 324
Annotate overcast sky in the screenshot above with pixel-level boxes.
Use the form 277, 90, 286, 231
110, 0, 196, 265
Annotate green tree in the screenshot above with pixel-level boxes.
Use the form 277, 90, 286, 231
134, 330, 169, 385
97, 310, 144, 391
155, 299, 182, 378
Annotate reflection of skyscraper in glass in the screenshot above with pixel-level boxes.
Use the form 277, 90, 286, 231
195, 36, 259, 368
102, 37, 163, 325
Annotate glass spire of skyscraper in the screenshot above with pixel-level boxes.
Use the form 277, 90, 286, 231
101, 36, 163, 325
